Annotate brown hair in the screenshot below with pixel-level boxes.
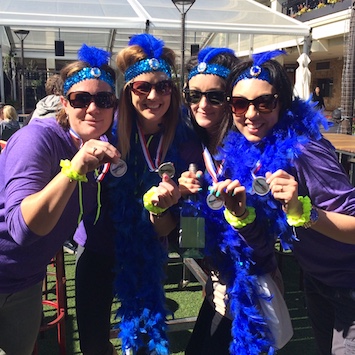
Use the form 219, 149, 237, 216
45, 74, 63, 96
56, 61, 117, 129
115, 44, 180, 160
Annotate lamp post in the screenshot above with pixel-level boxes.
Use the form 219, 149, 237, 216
172, 0, 195, 90
14, 30, 30, 114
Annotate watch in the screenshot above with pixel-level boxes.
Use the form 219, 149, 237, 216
303, 206, 319, 229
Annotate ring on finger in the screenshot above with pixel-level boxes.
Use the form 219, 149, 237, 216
92, 147, 98, 155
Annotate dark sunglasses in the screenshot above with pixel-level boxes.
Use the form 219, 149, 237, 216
66, 91, 116, 109
227, 94, 279, 115
183, 89, 225, 106
130, 80, 173, 96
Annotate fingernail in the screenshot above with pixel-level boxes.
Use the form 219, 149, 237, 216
196, 172, 202, 178
216, 191, 220, 197
198, 187, 203, 192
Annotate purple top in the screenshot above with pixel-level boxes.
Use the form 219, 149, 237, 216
0, 118, 99, 293
292, 137, 355, 288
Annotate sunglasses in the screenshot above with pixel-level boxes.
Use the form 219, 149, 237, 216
130, 80, 173, 96
227, 94, 279, 115
183, 89, 225, 106
66, 91, 116, 109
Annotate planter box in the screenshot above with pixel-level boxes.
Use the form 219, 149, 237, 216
296, 0, 351, 21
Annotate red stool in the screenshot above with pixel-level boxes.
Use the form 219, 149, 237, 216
33, 248, 67, 355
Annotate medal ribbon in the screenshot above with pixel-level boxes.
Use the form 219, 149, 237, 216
69, 128, 83, 148
137, 123, 164, 172
251, 160, 262, 179
202, 146, 224, 183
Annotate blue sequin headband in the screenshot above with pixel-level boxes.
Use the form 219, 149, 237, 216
124, 58, 172, 83
63, 67, 115, 95
234, 49, 286, 86
234, 65, 271, 85
188, 63, 230, 80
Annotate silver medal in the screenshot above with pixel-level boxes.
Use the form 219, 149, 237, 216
110, 159, 127, 177
252, 176, 270, 196
157, 162, 175, 178
206, 193, 224, 210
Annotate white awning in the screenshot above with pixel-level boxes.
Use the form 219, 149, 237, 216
0, 0, 310, 61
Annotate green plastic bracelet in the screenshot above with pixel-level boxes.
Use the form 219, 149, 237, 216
224, 206, 256, 229
286, 196, 312, 227
60, 159, 88, 183
143, 187, 168, 215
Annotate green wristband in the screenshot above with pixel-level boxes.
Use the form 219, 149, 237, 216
60, 159, 88, 183
143, 187, 168, 215
224, 206, 256, 229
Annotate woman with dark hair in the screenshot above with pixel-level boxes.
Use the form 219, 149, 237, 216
179, 48, 293, 355
218, 50, 355, 355
311, 85, 325, 110
0, 44, 119, 355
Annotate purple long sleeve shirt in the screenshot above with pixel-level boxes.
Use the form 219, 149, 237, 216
0, 118, 99, 293
292, 137, 355, 288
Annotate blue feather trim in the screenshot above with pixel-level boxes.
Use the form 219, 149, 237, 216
108, 118, 198, 354
129, 34, 164, 59
78, 43, 111, 67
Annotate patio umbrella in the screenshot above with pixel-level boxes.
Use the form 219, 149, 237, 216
293, 53, 311, 100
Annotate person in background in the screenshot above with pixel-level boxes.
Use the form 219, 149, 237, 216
0, 104, 20, 140
180, 48, 293, 355
74, 33, 202, 355
0, 102, 4, 121
222, 50, 355, 355
0, 44, 119, 355
311, 85, 325, 110
23, 74, 63, 126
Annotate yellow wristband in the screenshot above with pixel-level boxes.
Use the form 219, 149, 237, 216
224, 206, 256, 229
143, 187, 168, 215
60, 159, 88, 183
286, 196, 312, 227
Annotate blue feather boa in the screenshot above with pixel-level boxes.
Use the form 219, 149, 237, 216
199, 99, 328, 354
108, 119, 197, 354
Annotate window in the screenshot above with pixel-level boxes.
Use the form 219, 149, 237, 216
317, 78, 333, 97
316, 62, 330, 70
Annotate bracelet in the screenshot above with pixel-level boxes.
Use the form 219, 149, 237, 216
233, 208, 247, 218
60, 159, 88, 183
143, 187, 168, 215
286, 196, 312, 227
224, 206, 256, 229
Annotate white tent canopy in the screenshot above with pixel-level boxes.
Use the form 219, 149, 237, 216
0, 0, 310, 62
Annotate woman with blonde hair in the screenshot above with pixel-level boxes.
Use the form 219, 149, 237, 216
0, 104, 20, 140
74, 33, 202, 355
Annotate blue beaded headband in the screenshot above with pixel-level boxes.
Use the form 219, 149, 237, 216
188, 47, 235, 80
63, 44, 115, 95
124, 33, 172, 83
125, 58, 171, 82
234, 49, 286, 85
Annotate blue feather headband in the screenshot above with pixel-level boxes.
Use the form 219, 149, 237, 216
188, 47, 235, 80
63, 44, 115, 95
234, 49, 286, 86
124, 34, 172, 82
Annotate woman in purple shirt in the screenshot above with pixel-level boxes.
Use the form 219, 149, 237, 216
0, 44, 119, 355
211, 50, 355, 355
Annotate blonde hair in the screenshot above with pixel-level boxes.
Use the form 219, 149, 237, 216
56, 61, 117, 129
116, 44, 180, 160
3, 105, 18, 121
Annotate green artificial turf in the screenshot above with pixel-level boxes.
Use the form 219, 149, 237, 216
36, 250, 317, 354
